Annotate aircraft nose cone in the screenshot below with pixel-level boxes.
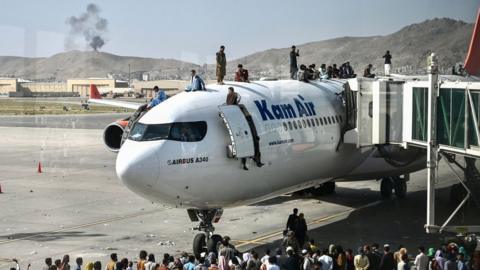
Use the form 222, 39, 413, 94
116, 140, 161, 198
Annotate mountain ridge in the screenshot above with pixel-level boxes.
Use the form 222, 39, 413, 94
0, 18, 473, 81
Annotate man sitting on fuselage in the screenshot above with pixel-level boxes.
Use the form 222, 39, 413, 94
185, 69, 206, 91
147, 86, 167, 109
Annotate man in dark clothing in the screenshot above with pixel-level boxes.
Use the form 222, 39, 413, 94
284, 248, 301, 270
370, 244, 382, 270
379, 245, 396, 270
43, 258, 53, 270
290, 46, 300, 79
363, 64, 375, 78
383, 51, 392, 76
364, 245, 380, 270
346, 62, 356, 78
286, 208, 299, 232
216, 45, 227, 85
226, 87, 240, 105
332, 64, 340, 78
235, 64, 249, 82
295, 213, 307, 249
297, 65, 309, 82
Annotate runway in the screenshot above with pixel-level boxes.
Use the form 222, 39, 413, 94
0, 113, 130, 129
0, 114, 478, 270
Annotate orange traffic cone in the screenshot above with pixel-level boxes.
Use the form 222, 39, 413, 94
37, 162, 42, 173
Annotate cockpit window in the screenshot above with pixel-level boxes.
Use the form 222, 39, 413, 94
169, 122, 207, 142
128, 121, 207, 142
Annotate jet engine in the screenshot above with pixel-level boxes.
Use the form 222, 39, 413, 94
103, 119, 129, 152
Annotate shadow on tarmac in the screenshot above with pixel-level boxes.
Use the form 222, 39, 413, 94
252, 185, 380, 208
248, 186, 480, 255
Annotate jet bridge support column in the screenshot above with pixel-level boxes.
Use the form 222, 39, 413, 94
425, 53, 439, 233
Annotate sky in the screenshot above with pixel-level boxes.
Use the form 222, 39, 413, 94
0, 0, 478, 64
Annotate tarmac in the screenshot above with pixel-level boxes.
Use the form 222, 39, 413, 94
0, 113, 478, 270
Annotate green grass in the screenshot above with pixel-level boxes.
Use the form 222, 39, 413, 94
0, 99, 136, 115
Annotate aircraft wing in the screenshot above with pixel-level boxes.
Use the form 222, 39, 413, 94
87, 84, 144, 110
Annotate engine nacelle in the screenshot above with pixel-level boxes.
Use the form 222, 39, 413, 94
103, 120, 129, 152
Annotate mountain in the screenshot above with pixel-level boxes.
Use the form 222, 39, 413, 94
0, 18, 473, 81
221, 18, 473, 79
0, 51, 200, 81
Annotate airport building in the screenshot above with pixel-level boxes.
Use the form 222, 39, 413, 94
67, 78, 128, 97
0, 78, 202, 98
0, 78, 18, 96
131, 80, 189, 98
0, 78, 131, 97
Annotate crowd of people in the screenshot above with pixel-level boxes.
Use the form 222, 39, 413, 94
8, 209, 480, 270
8, 239, 480, 270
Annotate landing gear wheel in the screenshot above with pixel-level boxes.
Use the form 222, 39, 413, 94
324, 182, 336, 194
380, 177, 393, 198
193, 233, 206, 259
207, 234, 222, 255
393, 176, 407, 199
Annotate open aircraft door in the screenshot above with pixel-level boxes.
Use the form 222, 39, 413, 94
218, 105, 255, 158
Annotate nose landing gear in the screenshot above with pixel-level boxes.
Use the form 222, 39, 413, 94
187, 208, 224, 259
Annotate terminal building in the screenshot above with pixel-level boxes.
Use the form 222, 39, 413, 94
0, 77, 199, 98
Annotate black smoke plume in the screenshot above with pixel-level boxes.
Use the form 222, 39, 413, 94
66, 3, 108, 51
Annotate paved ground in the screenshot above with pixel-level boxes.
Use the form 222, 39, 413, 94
0, 114, 478, 270
0, 113, 130, 129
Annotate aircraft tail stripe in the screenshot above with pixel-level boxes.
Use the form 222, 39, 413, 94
465, 8, 480, 76
89, 84, 102, 99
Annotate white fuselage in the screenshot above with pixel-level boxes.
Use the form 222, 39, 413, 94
116, 80, 424, 209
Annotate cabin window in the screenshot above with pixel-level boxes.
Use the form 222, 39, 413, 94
283, 122, 288, 131
327, 117, 332, 124
298, 120, 302, 129
311, 119, 315, 127
293, 121, 298, 129
302, 119, 307, 128
288, 121, 293, 130
315, 118, 320, 126
307, 119, 311, 127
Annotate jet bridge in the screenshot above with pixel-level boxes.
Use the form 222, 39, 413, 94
344, 53, 480, 234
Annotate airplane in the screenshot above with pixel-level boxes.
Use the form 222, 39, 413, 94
88, 8, 480, 259
88, 79, 426, 256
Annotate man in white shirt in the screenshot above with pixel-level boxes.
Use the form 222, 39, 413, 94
261, 249, 271, 265
414, 246, 429, 270
319, 249, 334, 270
267, 256, 280, 270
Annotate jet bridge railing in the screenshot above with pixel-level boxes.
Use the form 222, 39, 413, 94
404, 55, 480, 234
345, 57, 480, 234
403, 81, 480, 157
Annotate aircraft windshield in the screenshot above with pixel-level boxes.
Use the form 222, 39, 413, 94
128, 121, 207, 142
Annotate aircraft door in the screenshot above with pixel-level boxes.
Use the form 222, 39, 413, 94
218, 105, 255, 158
